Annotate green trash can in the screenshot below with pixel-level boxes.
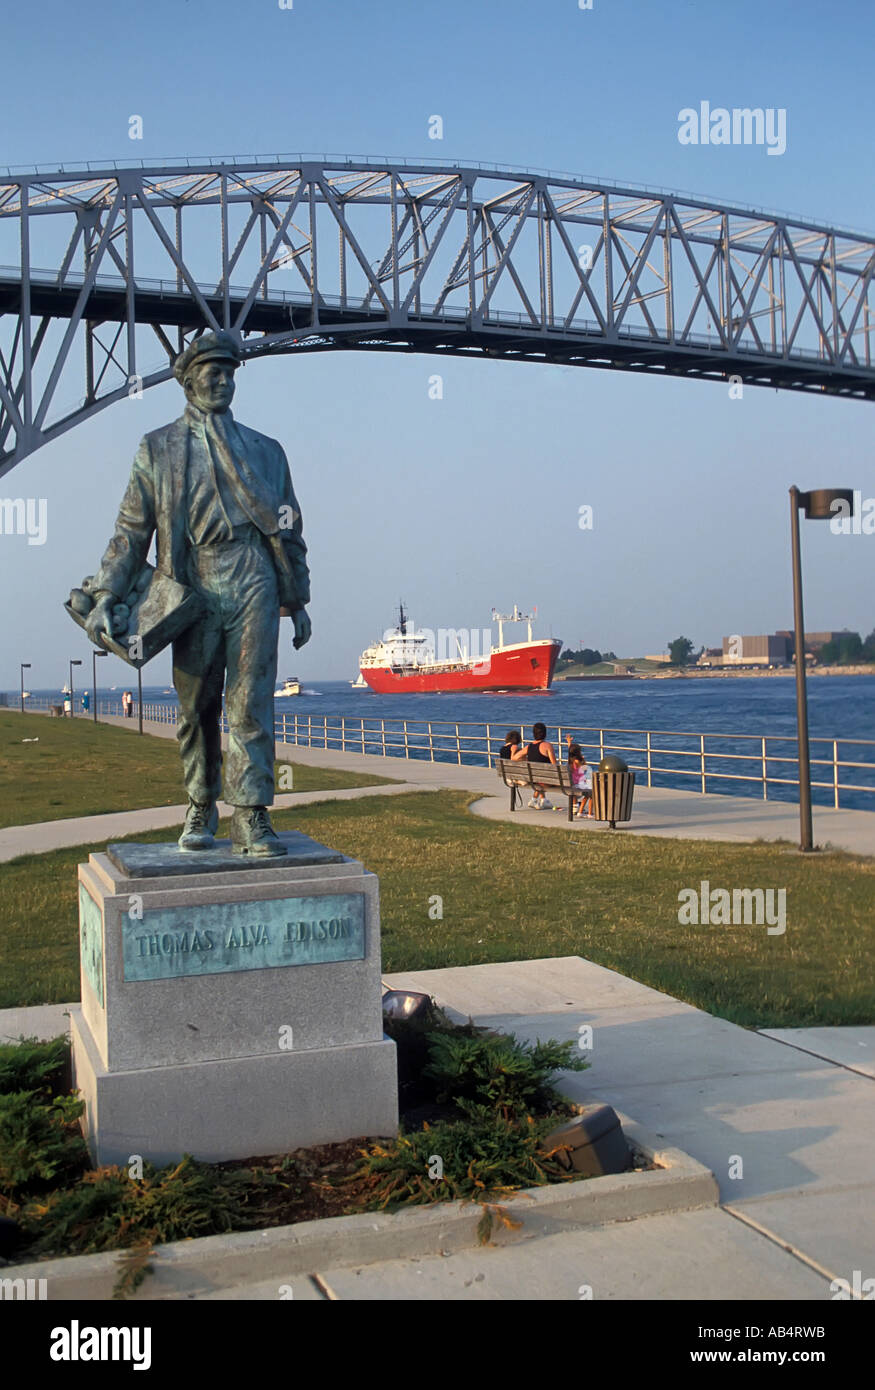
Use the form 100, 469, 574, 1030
591, 754, 636, 828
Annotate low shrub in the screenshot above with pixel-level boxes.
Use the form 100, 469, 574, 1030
382, 1003, 484, 1109
350, 1025, 591, 1220
422, 1030, 588, 1119
0, 1023, 591, 1269
0, 1035, 70, 1098
19, 1155, 275, 1258
0, 1091, 88, 1197
352, 1109, 577, 1213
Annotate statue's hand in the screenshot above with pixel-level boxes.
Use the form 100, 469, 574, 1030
292, 608, 311, 650
85, 595, 115, 647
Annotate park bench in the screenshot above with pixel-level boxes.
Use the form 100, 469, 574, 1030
495, 757, 582, 821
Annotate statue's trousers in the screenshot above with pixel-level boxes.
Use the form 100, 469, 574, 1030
172, 530, 279, 808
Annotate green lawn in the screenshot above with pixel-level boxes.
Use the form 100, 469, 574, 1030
1, 789, 872, 1028
0, 711, 391, 828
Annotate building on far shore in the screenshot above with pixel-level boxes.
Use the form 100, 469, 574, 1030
703, 630, 860, 669
722, 634, 792, 666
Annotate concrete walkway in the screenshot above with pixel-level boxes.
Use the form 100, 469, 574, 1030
0, 783, 417, 863
378, 960, 875, 1284
3, 958, 872, 1300
310, 959, 873, 1300
470, 787, 875, 855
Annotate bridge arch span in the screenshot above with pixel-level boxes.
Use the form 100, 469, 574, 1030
1, 155, 873, 477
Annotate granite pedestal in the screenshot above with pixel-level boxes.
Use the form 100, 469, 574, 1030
71, 832, 398, 1166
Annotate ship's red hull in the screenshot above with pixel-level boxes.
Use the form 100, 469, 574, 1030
360, 640, 561, 694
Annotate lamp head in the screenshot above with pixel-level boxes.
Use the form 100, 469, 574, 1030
799, 488, 854, 520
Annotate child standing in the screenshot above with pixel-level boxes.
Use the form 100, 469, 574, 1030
568, 744, 593, 818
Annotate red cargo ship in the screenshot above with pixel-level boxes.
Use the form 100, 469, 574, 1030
357, 605, 561, 694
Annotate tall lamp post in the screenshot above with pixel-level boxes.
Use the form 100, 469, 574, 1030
69, 658, 82, 717
137, 665, 143, 735
92, 649, 107, 724
20, 663, 30, 713
789, 486, 854, 852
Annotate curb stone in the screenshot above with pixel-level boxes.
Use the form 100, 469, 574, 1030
5, 1119, 718, 1300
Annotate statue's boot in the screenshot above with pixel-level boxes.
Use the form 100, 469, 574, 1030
230, 806, 286, 856
179, 800, 219, 851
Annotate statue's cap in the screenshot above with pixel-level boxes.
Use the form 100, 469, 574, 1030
174, 331, 242, 383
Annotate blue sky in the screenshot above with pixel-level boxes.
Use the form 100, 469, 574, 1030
1, 0, 873, 688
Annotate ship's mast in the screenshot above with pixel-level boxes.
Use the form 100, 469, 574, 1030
492, 605, 535, 647
398, 600, 407, 636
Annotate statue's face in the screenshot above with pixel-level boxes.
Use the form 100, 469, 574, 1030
186, 360, 236, 413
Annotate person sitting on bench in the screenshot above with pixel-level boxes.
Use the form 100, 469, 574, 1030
511, 721, 556, 808
499, 729, 522, 759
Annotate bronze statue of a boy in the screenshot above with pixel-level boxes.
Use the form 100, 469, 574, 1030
85, 331, 310, 855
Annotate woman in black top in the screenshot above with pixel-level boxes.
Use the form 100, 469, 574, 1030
511, 722, 556, 807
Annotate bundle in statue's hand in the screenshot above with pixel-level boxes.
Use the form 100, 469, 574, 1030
64, 564, 206, 668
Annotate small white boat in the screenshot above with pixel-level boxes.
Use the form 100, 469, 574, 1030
274, 676, 302, 698
349, 674, 368, 688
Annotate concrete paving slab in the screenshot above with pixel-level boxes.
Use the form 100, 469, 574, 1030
316, 1207, 830, 1301
0, 1002, 72, 1042
729, 1187, 875, 1281
384, 955, 688, 1020
758, 1027, 875, 1079
576, 1065, 875, 1203
484, 1006, 826, 1086
195, 1275, 324, 1301
385, 958, 822, 1082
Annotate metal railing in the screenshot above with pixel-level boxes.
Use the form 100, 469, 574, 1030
271, 713, 874, 811
15, 700, 875, 809
0, 266, 784, 363
20, 695, 179, 724
3, 154, 870, 239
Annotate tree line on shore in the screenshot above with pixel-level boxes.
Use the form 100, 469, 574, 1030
558, 628, 875, 670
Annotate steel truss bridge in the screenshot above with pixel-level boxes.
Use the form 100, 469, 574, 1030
1, 155, 874, 478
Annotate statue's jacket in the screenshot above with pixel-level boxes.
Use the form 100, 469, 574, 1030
93, 414, 310, 612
